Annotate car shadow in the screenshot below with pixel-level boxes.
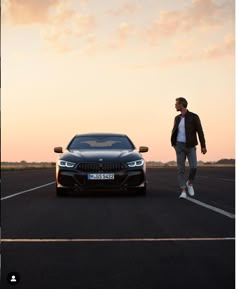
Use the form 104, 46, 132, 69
58, 190, 146, 198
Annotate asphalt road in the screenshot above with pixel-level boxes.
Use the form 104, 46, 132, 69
1, 167, 235, 289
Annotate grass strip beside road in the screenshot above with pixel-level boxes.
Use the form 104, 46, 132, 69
1, 163, 55, 171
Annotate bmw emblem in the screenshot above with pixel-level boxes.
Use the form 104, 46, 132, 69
99, 158, 103, 162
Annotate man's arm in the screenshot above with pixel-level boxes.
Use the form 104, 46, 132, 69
195, 114, 207, 153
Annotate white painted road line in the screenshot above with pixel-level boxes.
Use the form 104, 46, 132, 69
218, 178, 235, 182
199, 176, 235, 182
186, 197, 235, 219
1, 182, 56, 201
0, 237, 235, 243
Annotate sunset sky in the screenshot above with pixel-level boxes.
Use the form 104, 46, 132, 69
2, 0, 235, 162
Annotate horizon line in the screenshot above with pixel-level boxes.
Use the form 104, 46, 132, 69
1, 159, 235, 164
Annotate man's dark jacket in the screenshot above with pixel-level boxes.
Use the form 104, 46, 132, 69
171, 110, 206, 148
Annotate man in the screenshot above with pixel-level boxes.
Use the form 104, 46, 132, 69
171, 97, 207, 198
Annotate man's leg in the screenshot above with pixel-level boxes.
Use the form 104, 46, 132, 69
187, 146, 197, 183
175, 143, 187, 192
186, 146, 197, 196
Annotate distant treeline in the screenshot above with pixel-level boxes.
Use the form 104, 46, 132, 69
147, 159, 235, 167
1, 161, 55, 165
1, 161, 56, 170
1, 159, 235, 169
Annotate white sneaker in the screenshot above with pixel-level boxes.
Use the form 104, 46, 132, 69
186, 181, 194, 196
179, 191, 187, 199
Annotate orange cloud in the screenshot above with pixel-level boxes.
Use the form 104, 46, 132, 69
117, 22, 132, 48
106, 22, 134, 50
146, 0, 234, 45
160, 34, 235, 67
203, 34, 234, 59
3, 0, 233, 58
42, 2, 96, 53
2, 0, 60, 25
107, 2, 138, 16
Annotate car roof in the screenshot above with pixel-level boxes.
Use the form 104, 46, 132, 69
74, 133, 128, 137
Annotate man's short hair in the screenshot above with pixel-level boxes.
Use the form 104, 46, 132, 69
176, 97, 188, 108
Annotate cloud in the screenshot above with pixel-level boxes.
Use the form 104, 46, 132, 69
80, 0, 89, 6
41, 1, 96, 53
160, 34, 235, 67
203, 34, 234, 59
107, 2, 138, 16
106, 22, 134, 50
3, 0, 233, 58
145, 0, 234, 45
2, 0, 60, 25
2, 0, 97, 53
117, 22, 132, 48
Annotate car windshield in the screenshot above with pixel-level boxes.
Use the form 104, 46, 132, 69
68, 135, 135, 150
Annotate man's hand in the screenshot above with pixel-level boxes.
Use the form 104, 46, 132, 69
201, 148, 207, 154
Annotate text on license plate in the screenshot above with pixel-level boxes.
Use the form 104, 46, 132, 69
88, 173, 114, 180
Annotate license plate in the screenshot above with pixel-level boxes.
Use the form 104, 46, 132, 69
88, 173, 114, 180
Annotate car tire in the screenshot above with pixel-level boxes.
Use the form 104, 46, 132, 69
56, 187, 67, 197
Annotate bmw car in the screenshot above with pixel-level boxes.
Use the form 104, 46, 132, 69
54, 133, 149, 196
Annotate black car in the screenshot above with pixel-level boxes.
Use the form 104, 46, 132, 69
54, 133, 148, 196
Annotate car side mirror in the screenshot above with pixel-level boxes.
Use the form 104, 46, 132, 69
54, 147, 63, 153
139, 146, 149, 153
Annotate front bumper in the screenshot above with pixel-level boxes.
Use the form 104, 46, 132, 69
56, 168, 146, 192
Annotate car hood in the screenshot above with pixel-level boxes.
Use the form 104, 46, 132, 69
61, 149, 142, 162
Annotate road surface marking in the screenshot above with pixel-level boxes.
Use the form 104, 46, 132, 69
1, 182, 56, 201
199, 176, 235, 182
0, 237, 235, 243
186, 197, 235, 219
217, 178, 235, 182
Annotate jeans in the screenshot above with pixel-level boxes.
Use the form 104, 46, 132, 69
174, 142, 197, 189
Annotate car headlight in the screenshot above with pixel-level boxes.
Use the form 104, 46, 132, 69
127, 159, 144, 167
58, 160, 76, 168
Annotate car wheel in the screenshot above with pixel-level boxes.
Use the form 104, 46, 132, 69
56, 187, 67, 197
